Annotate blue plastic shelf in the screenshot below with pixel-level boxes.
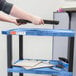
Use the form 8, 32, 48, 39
8, 67, 72, 76
8, 60, 72, 76
2, 28, 75, 37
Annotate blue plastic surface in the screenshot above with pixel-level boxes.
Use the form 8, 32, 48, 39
8, 59, 72, 76
2, 28, 73, 76
2, 28, 75, 37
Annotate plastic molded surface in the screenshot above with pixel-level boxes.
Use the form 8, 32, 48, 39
2, 28, 75, 37
8, 60, 72, 76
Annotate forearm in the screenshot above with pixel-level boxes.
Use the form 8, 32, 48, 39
10, 5, 35, 22
0, 12, 16, 23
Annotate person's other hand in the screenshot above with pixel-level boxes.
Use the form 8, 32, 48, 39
32, 16, 44, 25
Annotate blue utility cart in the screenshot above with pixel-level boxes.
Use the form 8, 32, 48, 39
2, 28, 75, 76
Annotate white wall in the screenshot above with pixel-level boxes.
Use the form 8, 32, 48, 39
0, 0, 76, 76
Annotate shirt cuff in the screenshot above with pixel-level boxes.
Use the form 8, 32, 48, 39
2, 1, 13, 14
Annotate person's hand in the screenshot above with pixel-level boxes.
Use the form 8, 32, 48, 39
12, 19, 26, 26
32, 16, 44, 25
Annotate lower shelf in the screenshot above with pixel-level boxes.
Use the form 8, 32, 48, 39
8, 66, 72, 76
8, 60, 72, 76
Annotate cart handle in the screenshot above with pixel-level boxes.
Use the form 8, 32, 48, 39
16, 19, 59, 25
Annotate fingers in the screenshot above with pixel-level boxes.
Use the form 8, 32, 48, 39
31, 15, 44, 25
37, 17, 44, 25
40, 19, 44, 25
16, 19, 27, 26
32, 17, 44, 25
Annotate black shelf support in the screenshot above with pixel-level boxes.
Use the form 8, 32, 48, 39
19, 35, 23, 76
67, 12, 74, 72
68, 37, 74, 72
7, 35, 13, 76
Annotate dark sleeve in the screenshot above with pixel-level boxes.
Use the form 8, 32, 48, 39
0, 0, 13, 14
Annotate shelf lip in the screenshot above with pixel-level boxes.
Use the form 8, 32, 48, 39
2, 28, 75, 37
8, 67, 72, 75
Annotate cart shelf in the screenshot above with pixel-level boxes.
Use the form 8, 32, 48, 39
8, 59, 72, 76
2, 28, 75, 37
8, 67, 72, 75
